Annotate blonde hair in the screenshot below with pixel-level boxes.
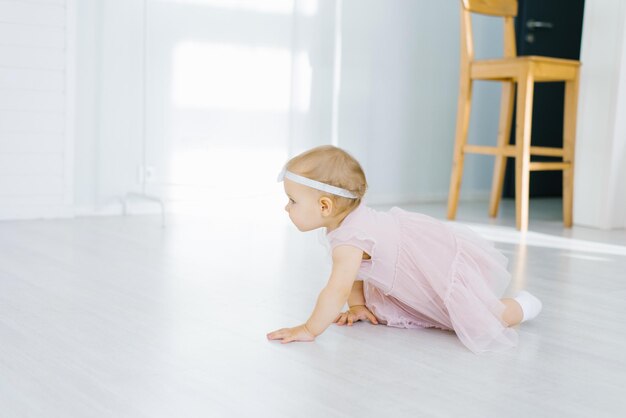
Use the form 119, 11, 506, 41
286, 145, 367, 215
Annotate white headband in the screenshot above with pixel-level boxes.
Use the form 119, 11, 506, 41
277, 168, 358, 199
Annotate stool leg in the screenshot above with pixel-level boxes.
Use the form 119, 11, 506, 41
447, 75, 473, 220
515, 71, 534, 231
562, 72, 579, 227
489, 81, 515, 218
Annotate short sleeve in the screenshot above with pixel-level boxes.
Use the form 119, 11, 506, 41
326, 226, 376, 256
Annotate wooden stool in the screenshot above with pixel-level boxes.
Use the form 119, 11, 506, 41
446, 0, 580, 231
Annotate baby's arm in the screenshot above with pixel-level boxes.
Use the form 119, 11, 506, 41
348, 280, 366, 307
304, 245, 363, 336
267, 245, 362, 343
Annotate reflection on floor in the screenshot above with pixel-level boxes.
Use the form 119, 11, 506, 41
0, 197, 624, 417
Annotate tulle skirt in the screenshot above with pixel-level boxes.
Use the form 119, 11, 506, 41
363, 210, 518, 354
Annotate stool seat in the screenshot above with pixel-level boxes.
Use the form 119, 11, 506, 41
447, 0, 580, 231
472, 56, 580, 81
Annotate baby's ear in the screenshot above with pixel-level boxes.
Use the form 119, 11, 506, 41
319, 196, 334, 216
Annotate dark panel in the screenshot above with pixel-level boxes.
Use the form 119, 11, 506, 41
503, 0, 585, 198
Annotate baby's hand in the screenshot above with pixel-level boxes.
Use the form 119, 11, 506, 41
266, 324, 316, 344
334, 305, 379, 326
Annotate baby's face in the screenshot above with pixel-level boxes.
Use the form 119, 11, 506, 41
283, 179, 325, 231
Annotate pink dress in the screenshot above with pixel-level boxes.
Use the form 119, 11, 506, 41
326, 204, 518, 353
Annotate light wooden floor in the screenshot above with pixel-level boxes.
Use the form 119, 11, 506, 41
1, 198, 625, 417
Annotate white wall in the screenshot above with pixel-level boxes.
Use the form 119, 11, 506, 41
0, 0, 74, 220
74, 0, 503, 214
9, 0, 624, 228
75, 0, 336, 211
337, 0, 502, 204
574, 0, 626, 229
0, 0, 612, 228
74, 0, 144, 213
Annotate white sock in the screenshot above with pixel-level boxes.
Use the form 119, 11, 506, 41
514, 291, 542, 323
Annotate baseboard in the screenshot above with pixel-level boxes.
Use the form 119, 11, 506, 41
0, 206, 75, 221
4, 190, 491, 220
